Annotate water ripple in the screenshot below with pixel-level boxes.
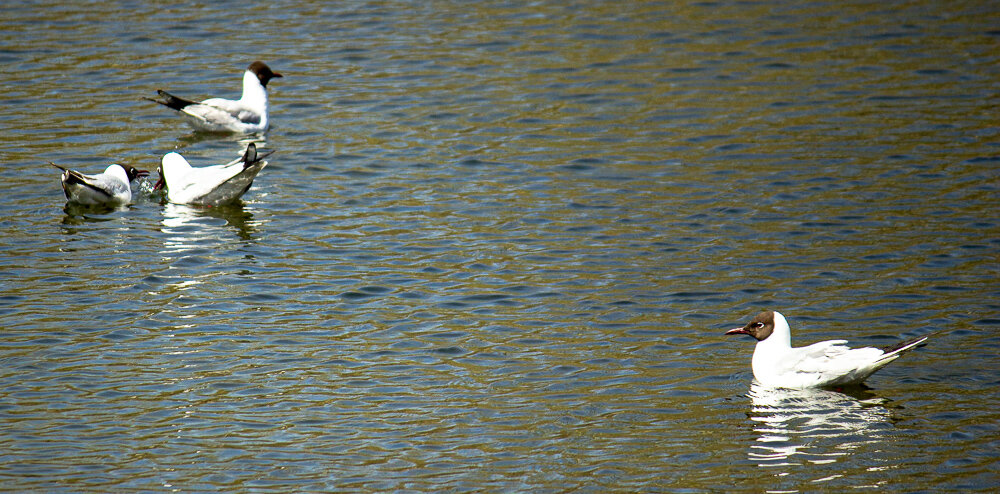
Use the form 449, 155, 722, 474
1, 0, 999, 491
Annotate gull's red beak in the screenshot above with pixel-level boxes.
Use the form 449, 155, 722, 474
153, 173, 165, 191
725, 327, 749, 336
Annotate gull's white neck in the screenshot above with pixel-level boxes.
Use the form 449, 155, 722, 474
750, 311, 794, 384
752, 311, 793, 357
240, 70, 268, 108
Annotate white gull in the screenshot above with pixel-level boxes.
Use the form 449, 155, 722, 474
51, 162, 148, 206
154, 143, 273, 206
145, 61, 282, 134
726, 310, 931, 389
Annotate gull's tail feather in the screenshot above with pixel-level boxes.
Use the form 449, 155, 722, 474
241, 143, 257, 167
875, 331, 936, 365
240, 143, 274, 169
50, 163, 86, 187
144, 90, 198, 111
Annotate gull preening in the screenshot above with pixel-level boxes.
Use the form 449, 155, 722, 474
154, 143, 273, 206
145, 61, 282, 134
51, 163, 149, 206
725, 310, 931, 389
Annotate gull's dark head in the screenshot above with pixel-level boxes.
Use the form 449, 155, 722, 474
725, 310, 776, 342
248, 61, 282, 88
123, 165, 150, 182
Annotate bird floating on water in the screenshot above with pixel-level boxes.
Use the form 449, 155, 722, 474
725, 310, 931, 389
51, 162, 148, 206
145, 61, 282, 134
154, 142, 272, 206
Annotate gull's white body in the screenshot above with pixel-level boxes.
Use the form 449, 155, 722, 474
178, 70, 270, 133
729, 311, 930, 389
147, 62, 280, 134
53, 164, 135, 206
158, 145, 269, 206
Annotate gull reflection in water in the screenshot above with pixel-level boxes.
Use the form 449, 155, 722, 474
156, 202, 263, 296
161, 202, 261, 252
747, 383, 895, 472
60, 202, 124, 225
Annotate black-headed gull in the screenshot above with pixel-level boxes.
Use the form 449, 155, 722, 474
145, 61, 282, 134
154, 143, 273, 206
50, 163, 149, 206
725, 310, 931, 389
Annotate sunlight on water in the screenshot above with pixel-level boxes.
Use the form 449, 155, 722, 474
0, 0, 998, 491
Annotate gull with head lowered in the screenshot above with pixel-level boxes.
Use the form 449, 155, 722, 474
154, 143, 273, 206
51, 162, 149, 206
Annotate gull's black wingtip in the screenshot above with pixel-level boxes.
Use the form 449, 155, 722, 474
147, 90, 197, 111
880, 326, 957, 356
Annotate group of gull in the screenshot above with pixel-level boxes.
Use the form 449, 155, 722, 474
52, 61, 281, 207
51, 61, 940, 390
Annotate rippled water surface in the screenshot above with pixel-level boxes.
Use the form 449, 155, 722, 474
2, 0, 999, 491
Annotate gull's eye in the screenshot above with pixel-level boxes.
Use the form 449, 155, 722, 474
754, 322, 764, 329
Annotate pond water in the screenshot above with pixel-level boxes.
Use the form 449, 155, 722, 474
1, 0, 998, 491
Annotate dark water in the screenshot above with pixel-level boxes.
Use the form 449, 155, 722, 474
2, 0, 998, 491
